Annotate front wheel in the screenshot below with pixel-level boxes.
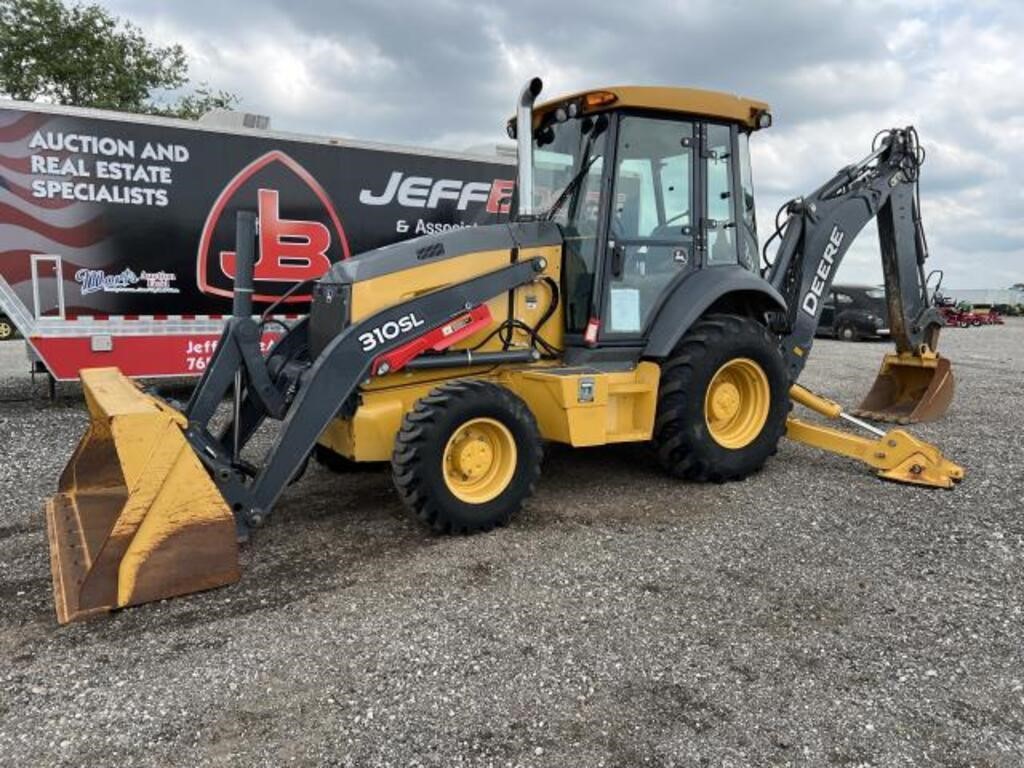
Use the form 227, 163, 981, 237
653, 314, 789, 482
392, 380, 542, 533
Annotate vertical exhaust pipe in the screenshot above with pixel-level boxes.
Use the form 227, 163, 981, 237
232, 210, 257, 318
516, 78, 543, 218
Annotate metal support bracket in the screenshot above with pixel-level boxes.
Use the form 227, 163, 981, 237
786, 384, 964, 489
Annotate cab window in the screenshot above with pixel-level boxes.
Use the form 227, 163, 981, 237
737, 132, 758, 271
534, 114, 610, 332
705, 124, 738, 265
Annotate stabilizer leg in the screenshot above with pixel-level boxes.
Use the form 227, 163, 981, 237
786, 384, 963, 489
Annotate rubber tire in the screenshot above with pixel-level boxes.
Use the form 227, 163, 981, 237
653, 314, 789, 483
392, 380, 542, 533
836, 323, 859, 342
0, 317, 12, 341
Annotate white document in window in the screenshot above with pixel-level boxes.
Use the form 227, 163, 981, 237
609, 287, 641, 332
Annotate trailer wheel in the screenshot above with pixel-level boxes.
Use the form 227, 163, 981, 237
0, 316, 13, 341
392, 380, 542, 534
654, 314, 788, 482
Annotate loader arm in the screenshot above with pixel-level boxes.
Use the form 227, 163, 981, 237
183, 217, 549, 536
765, 128, 952, 423
43, 213, 549, 622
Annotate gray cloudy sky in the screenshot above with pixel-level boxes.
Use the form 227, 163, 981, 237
105, 0, 1022, 288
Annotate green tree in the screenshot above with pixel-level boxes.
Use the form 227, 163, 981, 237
0, 0, 238, 118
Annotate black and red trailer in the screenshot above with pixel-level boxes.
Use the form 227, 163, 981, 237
0, 100, 514, 379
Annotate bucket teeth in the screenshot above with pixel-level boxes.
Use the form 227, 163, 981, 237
44, 368, 240, 624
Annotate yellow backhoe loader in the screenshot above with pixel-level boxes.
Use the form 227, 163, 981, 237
45, 80, 961, 623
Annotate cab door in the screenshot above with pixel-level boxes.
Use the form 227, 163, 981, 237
600, 114, 697, 338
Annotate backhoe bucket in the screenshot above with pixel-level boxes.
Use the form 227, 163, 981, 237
854, 352, 954, 424
45, 368, 239, 624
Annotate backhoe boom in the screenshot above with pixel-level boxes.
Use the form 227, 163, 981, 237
765, 128, 952, 423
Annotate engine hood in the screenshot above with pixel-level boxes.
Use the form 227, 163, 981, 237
321, 220, 563, 285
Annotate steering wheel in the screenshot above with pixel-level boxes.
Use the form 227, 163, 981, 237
662, 209, 690, 227
649, 210, 691, 240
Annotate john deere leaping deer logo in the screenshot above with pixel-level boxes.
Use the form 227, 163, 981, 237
196, 150, 350, 303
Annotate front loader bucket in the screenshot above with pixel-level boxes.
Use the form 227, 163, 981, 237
45, 368, 239, 624
854, 353, 954, 424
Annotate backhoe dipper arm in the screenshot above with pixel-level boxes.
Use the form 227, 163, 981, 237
766, 127, 945, 381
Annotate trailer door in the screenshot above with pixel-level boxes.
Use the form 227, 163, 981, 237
31, 254, 65, 319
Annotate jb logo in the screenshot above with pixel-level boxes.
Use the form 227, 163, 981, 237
219, 189, 332, 283
197, 150, 350, 303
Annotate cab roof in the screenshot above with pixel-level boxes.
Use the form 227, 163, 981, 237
531, 85, 771, 131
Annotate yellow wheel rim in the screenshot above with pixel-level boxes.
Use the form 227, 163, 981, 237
443, 417, 517, 504
704, 357, 770, 449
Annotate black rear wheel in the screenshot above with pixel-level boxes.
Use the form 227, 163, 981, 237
653, 314, 788, 482
0, 316, 13, 341
392, 380, 542, 533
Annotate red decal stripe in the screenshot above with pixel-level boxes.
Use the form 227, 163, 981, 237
372, 305, 492, 375
0, 113, 42, 143
0, 155, 32, 174
0, 173, 77, 209
30, 331, 282, 380
0, 201, 105, 247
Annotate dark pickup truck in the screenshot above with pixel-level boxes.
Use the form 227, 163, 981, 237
815, 284, 890, 341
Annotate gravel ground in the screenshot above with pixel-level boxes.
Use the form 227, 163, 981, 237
0, 321, 1021, 767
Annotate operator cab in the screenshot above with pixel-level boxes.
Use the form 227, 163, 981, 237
513, 85, 772, 351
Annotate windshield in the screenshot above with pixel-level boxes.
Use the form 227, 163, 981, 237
533, 114, 608, 221
533, 114, 609, 332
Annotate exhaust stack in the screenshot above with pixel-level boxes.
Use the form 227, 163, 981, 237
516, 77, 543, 217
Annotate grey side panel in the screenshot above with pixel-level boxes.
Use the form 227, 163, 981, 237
324, 221, 562, 283
643, 267, 787, 358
